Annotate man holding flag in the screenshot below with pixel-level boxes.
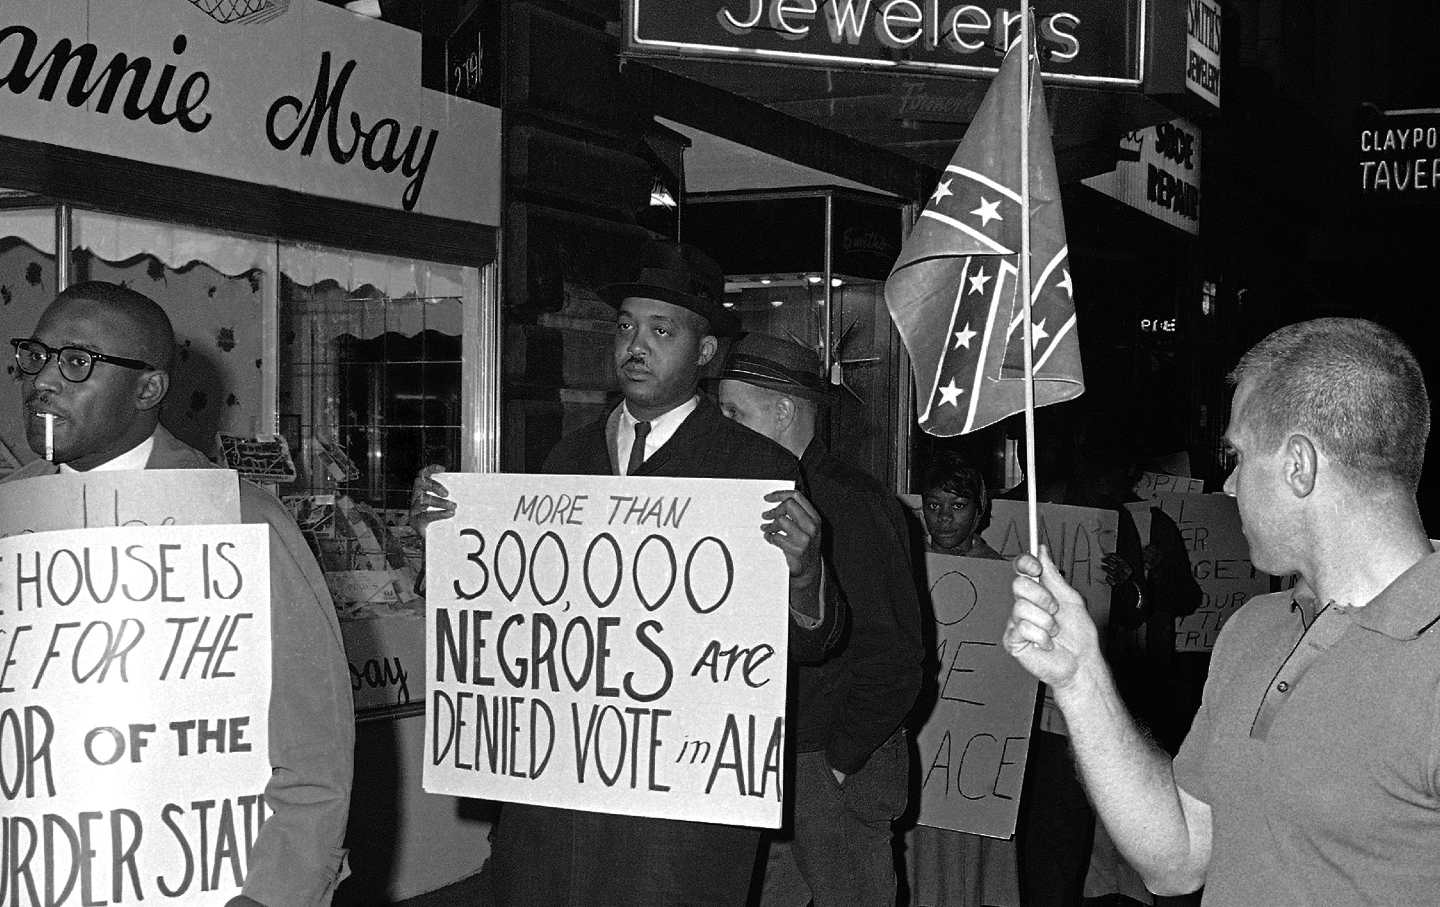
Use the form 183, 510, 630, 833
1006, 318, 1440, 903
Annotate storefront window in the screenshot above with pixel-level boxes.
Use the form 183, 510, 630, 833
0, 203, 59, 471
277, 245, 474, 512
0, 206, 492, 638
688, 190, 910, 490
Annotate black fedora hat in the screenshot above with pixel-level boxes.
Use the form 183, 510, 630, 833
598, 240, 740, 337
719, 332, 834, 406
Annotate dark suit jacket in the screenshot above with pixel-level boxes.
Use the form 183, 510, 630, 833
543, 395, 845, 660
6, 427, 354, 905
796, 441, 924, 774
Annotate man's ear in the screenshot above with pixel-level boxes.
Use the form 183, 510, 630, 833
774, 395, 796, 432
697, 335, 718, 367
135, 370, 170, 412
1283, 433, 1317, 498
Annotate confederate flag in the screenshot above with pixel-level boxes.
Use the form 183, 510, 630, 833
885, 32, 1083, 437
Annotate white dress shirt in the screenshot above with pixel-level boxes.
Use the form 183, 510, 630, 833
616, 395, 698, 475
58, 428, 158, 473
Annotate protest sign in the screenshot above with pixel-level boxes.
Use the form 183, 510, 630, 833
914, 555, 1038, 838
1134, 471, 1205, 500
422, 473, 792, 828
987, 500, 1118, 629
0, 470, 241, 538
1, 523, 272, 905
1130, 492, 1269, 651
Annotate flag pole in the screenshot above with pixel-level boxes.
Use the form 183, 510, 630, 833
1018, 0, 1039, 556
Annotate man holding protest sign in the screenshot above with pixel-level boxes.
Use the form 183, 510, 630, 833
716, 332, 923, 906
7, 281, 354, 906
1005, 317, 1440, 903
412, 241, 842, 905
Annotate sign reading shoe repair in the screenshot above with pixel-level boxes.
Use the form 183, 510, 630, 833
1083, 117, 1202, 234
626, 0, 1146, 87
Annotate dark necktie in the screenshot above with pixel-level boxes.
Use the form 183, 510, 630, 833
627, 421, 651, 475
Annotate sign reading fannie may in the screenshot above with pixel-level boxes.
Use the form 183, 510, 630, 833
626, 0, 1146, 87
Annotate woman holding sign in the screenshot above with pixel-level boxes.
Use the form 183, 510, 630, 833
908, 456, 1020, 907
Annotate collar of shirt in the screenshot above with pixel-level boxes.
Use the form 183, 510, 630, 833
58, 430, 157, 474
618, 395, 698, 474
1348, 550, 1440, 639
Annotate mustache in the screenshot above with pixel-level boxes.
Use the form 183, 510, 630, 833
24, 393, 62, 415
620, 356, 649, 371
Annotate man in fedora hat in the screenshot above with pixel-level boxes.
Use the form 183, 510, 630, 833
717, 332, 924, 906
411, 240, 843, 906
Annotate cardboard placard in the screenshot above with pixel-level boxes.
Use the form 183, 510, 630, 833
0, 523, 272, 904
986, 500, 1118, 630
1130, 492, 1269, 652
0, 470, 241, 538
1134, 471, 1205, 500
914, 555, 1038, 838
422, 473, 792, 828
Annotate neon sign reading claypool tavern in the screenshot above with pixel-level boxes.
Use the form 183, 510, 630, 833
626, 0, 1146, 87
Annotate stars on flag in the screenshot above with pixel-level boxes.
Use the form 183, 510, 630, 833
883, 27, 1084, 438
971, 197, 1002, 227
1031, 318, 1049, 348
936, 379, 964, 407
967, 268, 992, 295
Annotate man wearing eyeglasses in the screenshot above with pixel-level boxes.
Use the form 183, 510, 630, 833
5, 281, 355, 907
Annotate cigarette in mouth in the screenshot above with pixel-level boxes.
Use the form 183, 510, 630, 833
42, 412, 54, 462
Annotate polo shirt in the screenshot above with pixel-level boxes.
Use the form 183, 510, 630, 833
1173, 552, 1440, 905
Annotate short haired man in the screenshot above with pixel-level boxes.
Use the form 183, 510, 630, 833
412, 242, 844, 905
717, 332, 924, 906
1005, 317, 1440, 903
7, 282, 354, 906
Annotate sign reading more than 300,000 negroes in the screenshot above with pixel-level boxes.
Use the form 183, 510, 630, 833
422, 473, 793, 829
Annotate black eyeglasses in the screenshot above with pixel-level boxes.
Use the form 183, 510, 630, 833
11, 338, 157, 384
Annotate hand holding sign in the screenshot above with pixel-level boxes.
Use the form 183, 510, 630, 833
761, 489, 821, 586
1004, 546, 1101, 692
410, 464, 456, 535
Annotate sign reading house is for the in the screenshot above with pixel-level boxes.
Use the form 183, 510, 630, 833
0, 0, 500, 226
626, 0, 1146, 87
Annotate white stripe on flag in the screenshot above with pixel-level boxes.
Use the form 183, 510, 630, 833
948, 166, 1022, 204
1033, 314, 1077, 372
918, 259, 972, 424
961, 260, 1017, 434
1032, 246, 1068, 303
919, 210, 1013, 255
1004, 247, 1069, 340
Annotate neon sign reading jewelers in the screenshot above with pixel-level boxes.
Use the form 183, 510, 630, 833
717, 0, 1079, 62
626, 0, 1146, 87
